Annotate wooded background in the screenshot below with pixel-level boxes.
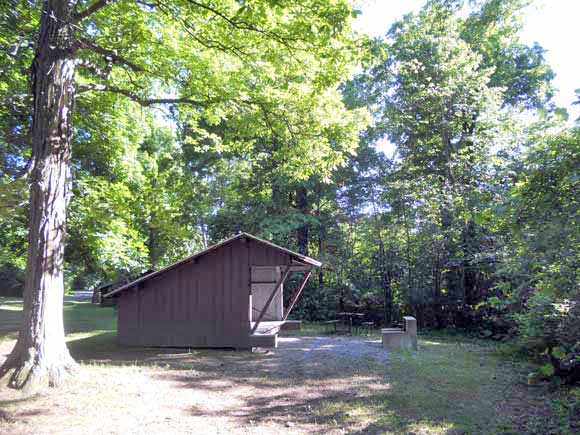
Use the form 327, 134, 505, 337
0, 0, 578, 383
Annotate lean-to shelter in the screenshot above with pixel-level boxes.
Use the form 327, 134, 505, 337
104, 233, 321, 349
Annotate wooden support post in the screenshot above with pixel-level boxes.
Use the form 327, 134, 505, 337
251, 266, 291, 334
283, 269, 312, 321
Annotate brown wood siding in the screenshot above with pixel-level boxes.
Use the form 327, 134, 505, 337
248, 238, 291, 266
116, 236, 295, 348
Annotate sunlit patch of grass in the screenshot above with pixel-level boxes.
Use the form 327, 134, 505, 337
0, 298, 116, 331
66, 330, 116, 343
63, 301, 117, 333
1, 299, 118, 358
382, 337, 510, 432
0, 297, 23, 311
284, 321, 328, 336
419, 338, 447, 346
304, 334, 536, 434
281, 324, 566, 433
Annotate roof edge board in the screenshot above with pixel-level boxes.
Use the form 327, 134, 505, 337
104, 232, 322, 298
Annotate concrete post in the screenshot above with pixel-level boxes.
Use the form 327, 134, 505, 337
382, 316, 418, 351
403, 316, 418, 350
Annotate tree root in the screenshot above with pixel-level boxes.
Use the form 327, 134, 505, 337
0, 347, 78, 392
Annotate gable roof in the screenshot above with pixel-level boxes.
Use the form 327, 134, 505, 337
104, 232, 321, 298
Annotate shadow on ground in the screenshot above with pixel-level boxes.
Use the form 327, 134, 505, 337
66, 331, 481, 434
1, 300, 554, 434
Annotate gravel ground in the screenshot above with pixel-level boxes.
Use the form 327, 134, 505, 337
0, 334, 391, 435
274, 336, 388, 371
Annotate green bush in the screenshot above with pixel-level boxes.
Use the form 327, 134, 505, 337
515, 292, 580, 384
0, 265, 24, 297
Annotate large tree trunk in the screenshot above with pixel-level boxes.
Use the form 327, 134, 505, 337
0, 0, 78, 390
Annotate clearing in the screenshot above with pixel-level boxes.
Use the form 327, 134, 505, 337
0, 297, 574, 434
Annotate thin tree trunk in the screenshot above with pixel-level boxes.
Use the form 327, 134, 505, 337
147, 222, 158, 269
401, 196, 413, 303
0, 0, 78, 390
463, 220, 478, 305
317, 228, 324, 289
317, 206, 324, 289
147, 179, 159, 269
379, 237, 392, 326
296, 186, 309, 255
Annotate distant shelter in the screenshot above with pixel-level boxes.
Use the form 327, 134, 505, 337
105, 233, 321, 349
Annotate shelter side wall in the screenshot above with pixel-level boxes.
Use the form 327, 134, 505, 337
118, 289, 140, 345
118, 238, 251, 347
116, 236, 297, 348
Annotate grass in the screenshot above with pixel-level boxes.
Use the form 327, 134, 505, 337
0, 297, 117, 352
1, 295, 115, 326
0, 298, 578, 434
286, 322, 578, 434
300, 338, 500, 433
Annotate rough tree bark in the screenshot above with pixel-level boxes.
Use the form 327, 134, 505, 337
0, 0, 78, 390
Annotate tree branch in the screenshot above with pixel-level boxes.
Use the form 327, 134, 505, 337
77, 84, 217, 107
184, 0, 301, 54
144, 0, 304, 60
76, 57, 112, 80
74, 0, 117, 22
78, 39, 145, 72
149, 0, 250, 60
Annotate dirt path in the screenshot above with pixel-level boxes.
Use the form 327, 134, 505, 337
272, 336, 388, 377
2, 326, 569, 434
279, 336, 389, 363
0, 335, 391, 435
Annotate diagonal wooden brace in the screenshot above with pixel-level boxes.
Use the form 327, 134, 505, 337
283, 268, 312, 321
251, 266, 291, 334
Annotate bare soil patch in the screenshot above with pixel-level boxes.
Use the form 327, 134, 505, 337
0, 334, 391, 435
1, 300, 572, 434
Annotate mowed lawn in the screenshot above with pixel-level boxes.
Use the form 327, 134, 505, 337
0, 297, 575, 435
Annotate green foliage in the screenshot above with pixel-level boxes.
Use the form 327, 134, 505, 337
515, 294, 580, 384
514, 292, 564, 353
459, 0, 555, 108
0, 0, 576, 394
0, 0, 369, 289
507, 127, 580, 297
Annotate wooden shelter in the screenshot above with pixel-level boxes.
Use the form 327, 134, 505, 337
104, 233, 321, 349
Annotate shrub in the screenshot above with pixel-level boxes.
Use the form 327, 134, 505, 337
515, 292, 580, 384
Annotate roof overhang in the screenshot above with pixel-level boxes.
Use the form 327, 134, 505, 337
104, 232, 321, 298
